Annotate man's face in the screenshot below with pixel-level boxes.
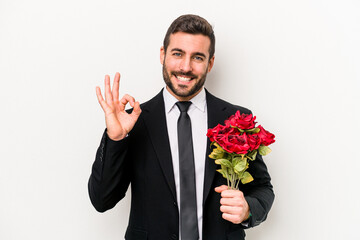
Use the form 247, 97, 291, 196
160, 32, 215, 101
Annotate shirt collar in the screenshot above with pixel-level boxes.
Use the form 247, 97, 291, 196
163, 87, 206, 113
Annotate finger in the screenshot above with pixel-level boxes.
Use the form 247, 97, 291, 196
104, 75, 113, 103
96, 86, 110, 112
222, 213, 242, 224
119, 94, 136, 111
131, 101, 142, 118
112, 72, 120, 101
215, 185, 229, 193
221, 189, 244, 198
96, 86, 103, 100
220, 197, 242, 206
220, 205, 242, 215
121, 94, 136, 106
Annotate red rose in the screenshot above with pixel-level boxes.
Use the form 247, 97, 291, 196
248, 134, 261, 151
207, 124, 226, 142
225, 111, 256, 130
216, 133, 250, 155
257, 125, 275, 146
207, 123, 238, 142
207, 111, 275, 157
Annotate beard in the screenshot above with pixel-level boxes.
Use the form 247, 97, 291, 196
162, 62, 208, 99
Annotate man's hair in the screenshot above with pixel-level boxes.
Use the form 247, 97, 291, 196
163, 14, 215, 60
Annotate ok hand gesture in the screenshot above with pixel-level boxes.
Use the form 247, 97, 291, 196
96, 72, 141, 141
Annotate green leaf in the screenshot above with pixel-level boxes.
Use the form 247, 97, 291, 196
214, 148, 224, 154
245, 162, 249, 170
234, 158, 247, 174
241, 171, 254, 184
258, 145, 272, 156
232, 157, 241, 167
213, 142, 224, 150
209, 152, 217, 159
209, 142, 227, 159
231, 125, 245, 133
209, 152, 219, 159
216, 169, 227, 179
244, 127, 260, 134
235, 172, 243, 180
223, 152, 232, 160
209, 148, 225, 159
247, 150, 257, 161
215, 159, 232, 168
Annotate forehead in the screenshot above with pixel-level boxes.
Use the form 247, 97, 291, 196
167, 32, 211, 57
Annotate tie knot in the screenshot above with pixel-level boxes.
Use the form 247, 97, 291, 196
176, 101, 192, 113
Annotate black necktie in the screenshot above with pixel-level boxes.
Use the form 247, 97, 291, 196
176, 101, 199, 240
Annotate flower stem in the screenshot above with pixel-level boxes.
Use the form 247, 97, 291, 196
235, 179, 240, 190
231, 173, 235, 189
226, 170, 230, 188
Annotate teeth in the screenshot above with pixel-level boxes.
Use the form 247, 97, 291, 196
176, 75, 191, 82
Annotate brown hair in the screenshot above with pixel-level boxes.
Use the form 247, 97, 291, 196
163, 14, 215, 60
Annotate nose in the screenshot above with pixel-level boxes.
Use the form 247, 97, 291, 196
179, 57, 192, 73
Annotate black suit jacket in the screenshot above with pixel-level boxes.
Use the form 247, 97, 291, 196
88, 89, 274, 240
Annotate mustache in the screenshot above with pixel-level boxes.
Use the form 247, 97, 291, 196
171, 71, 197, 78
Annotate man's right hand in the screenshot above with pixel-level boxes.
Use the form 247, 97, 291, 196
96, 72, 141, 141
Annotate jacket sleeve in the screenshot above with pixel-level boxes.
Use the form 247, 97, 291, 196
243, 153, 275, 228
88, 130, 132, 212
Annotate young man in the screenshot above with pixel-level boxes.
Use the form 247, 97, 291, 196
89, 14, 274, 240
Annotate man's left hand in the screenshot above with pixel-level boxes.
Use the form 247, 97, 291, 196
215, 185, 250, 224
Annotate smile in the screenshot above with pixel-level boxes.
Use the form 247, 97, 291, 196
174, 74, 195, 82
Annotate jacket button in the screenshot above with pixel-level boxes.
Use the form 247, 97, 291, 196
173, 202, 177, 206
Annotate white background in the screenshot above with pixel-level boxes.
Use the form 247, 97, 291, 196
1, 0, 359, 239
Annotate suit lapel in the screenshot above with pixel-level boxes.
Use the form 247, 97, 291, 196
203, 90, 231, 204
141, 90, 177, 201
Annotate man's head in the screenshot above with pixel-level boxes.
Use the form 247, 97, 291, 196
163, 14, 215, 61
161, 14, 216, 101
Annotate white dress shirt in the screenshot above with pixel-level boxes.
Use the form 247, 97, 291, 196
163, 87, 208, 240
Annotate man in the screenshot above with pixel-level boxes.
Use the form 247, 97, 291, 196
89, 14, 274, 240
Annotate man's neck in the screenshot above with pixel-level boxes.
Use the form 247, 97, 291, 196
165, 86, 203, 102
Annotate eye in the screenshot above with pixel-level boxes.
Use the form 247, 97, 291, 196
173, 52, 182, 57
194, 56, 204, 61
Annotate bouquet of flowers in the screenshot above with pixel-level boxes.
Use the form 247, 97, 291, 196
207, 111, 275, 189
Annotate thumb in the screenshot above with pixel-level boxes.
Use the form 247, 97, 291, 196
215, 185, 229, 193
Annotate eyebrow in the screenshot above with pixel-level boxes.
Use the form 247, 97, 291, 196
171, 48, 207, 59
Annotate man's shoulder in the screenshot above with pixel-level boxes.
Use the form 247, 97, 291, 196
124, 90, 163, 116
205, 89, 252, 115
139, 89, 164, 111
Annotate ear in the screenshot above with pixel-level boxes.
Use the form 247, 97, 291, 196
207, 55, 215, 73
160, 46, 165, 65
